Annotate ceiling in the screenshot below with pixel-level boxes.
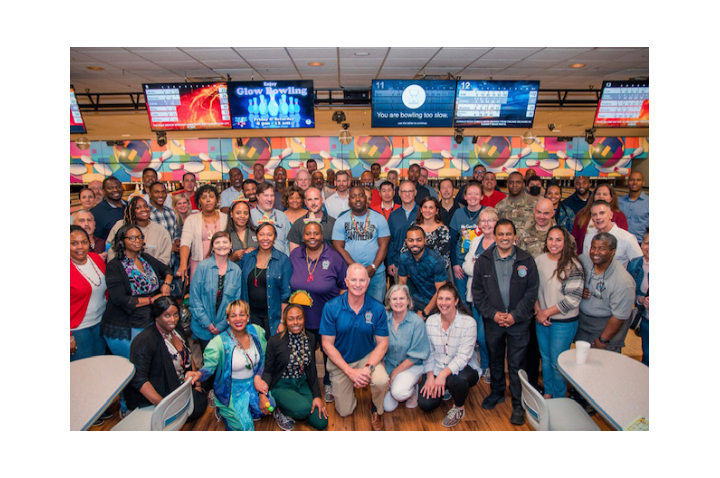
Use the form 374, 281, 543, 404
70, 47, 649, 95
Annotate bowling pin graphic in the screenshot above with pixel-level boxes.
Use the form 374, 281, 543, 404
383, 147, 415, 171
259, 95, 268, 116
265, 147, 294, 170
441, 150, 470, 172
319, 150, 350, 170
280, 94, 289, 116
268, 92, 279, 117
595, 146, 643, 174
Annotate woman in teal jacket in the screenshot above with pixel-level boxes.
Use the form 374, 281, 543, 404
239, 222, 292, 336
186, 299, 272, 431
190, 231, 245, 349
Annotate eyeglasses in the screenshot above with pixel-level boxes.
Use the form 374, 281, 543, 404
399, 190, 415, 194
125, 235, 143, 242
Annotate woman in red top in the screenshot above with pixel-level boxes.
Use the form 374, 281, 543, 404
70, 225, 108, 361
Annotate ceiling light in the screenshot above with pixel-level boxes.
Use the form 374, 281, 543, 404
308, 62, 324, 67
570, 63, 585, 68
354, 52, 370, 57
87, 66, 104, 71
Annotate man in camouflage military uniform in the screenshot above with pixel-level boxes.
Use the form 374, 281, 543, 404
495, 172, 537, 227
516, 198, 556, 258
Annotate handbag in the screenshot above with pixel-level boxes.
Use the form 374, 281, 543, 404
169, 275, 188, 300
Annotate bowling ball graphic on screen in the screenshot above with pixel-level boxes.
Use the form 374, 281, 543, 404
354, 136, 393, 168
475, 137, 513, 171
234, 137, 272, 163
114, 141, 152, 174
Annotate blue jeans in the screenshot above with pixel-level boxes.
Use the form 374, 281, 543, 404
471, 305, 490, 371
367, 269, 387, 304
70, 323, 107, 362
453, 275, 471, 311
640, 317, 649, 366
536, 319, 578, 398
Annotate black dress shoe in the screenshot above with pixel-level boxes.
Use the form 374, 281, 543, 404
481, 393, 506, 410
510, 406, 526, 426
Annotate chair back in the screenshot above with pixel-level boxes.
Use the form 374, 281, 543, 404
519, 369, 549, 431
151, 379, 194, 431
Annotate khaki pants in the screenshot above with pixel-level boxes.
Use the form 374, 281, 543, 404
326, 353, 389, 417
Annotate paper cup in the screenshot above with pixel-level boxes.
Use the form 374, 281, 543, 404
575, 341, 591, 364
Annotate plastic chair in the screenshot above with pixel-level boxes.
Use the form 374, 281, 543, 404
518, 369, 600, 431
112, 379, 194, 431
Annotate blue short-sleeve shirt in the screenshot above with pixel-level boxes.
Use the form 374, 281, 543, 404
397, 248, 448, 311
319, 293, 389, 364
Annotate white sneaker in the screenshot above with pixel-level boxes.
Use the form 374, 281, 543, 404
324, 384, 334, 403
273, 409, 295, 431
442, 406, 465, 428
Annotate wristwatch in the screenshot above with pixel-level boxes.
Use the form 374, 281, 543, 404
598, 336, 610, 345
370, 263, 377, 271
365, 363, 375, 374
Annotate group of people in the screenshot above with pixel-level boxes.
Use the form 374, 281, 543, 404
70, 160, 649, 430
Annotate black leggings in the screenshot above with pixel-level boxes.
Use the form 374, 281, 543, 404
418, 365, 479, 410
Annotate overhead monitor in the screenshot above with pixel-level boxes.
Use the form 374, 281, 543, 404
142, 82, 232, 131
371, 79, 457, 128
454, 80, 539, 128
70, 86, 87, 134
227, 80, 315, 129
593, 79, 649, 128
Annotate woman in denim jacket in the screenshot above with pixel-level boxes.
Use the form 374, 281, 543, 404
190, 232, 244, 350
240, 222, 292, 336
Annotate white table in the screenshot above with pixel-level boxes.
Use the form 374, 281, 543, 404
558, 348, 649, 430
70, 355, 135, 431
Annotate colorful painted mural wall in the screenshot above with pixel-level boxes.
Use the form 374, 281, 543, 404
70, 135, 649, 184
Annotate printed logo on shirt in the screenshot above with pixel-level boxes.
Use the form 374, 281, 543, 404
364, 311, 373, 324
343, 217, 377, 241
322, 260, 330, 270
517, 265, 528, 278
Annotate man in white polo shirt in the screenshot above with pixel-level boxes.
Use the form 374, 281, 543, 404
581, 201, 642, 267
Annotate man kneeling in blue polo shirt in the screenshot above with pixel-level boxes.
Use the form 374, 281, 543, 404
320, 263, 390, 430
398, 225, 448, 320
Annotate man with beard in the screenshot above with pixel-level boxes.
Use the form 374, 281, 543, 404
273, 166, 288, 211
562, 175, 592, 215
332, 186, 390, 304
242, 179, 258, 209
250, 181, 291, 256
398, 226, 447, 319
287, 186, 336, 253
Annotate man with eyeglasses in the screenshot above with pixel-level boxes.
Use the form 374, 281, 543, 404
394, 164, 430, 206
387, 181, 418, 283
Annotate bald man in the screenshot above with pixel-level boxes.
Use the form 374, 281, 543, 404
516, 198, 558, 259
220, 167, 245, 213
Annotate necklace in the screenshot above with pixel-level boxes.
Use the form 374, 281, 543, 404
351, 212, 369, 236
439, 317, 454, 355
305, 245, 323, 282
253, 253, 270, 287
203, 211, 218, 240
72, 257, 102, 287
228, 331, 255, 370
